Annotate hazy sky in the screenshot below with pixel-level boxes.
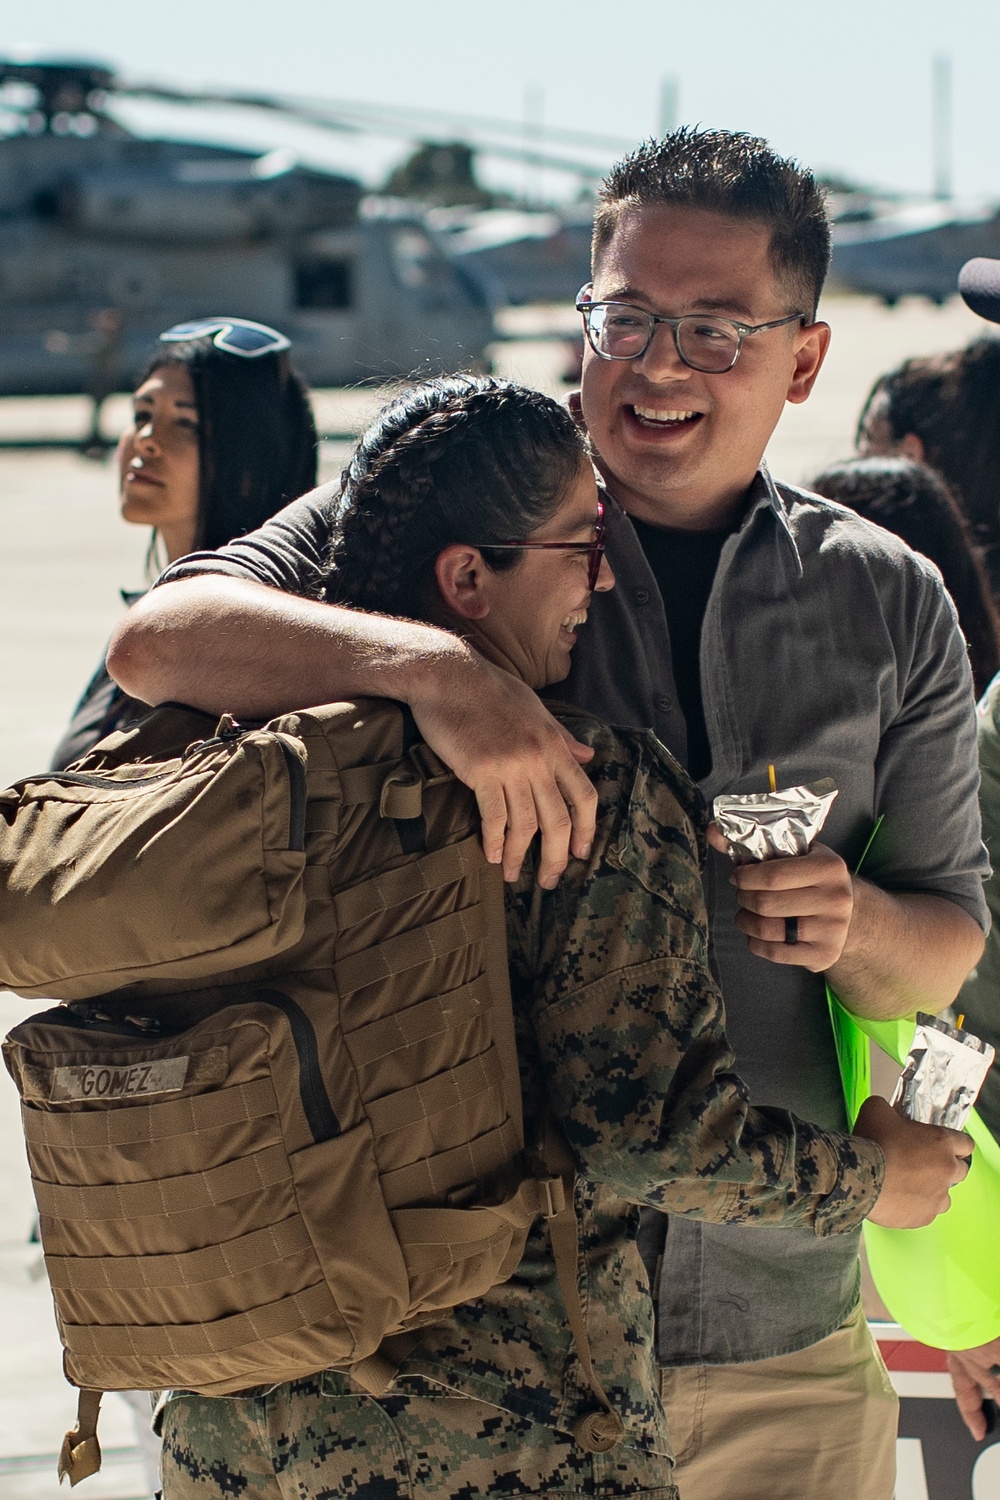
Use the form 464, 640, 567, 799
7, 0, 1000, 201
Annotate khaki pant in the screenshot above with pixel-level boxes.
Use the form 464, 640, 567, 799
659, 1302, 898, 1500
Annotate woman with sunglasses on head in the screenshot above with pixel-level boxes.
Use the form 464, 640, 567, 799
49, 317, 316, 770
156, 375, 953, 1500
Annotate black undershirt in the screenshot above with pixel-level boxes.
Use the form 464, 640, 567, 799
631, 519, 732, 781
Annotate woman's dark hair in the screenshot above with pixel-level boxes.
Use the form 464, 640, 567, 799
326, 375, 589, 618
857, 338, 1000, 568
812, 455, 1000, 697
138, 334, 317, 551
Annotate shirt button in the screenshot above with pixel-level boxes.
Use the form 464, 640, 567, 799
656, 694, 672, 712
633, 586, 651, 605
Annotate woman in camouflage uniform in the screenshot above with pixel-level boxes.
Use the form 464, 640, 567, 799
158, 377, 935, 1500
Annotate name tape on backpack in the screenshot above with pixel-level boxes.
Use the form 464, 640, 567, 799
50, 1056, 191, 1102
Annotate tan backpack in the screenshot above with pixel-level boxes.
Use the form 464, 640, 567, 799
2, 702, 620, 1483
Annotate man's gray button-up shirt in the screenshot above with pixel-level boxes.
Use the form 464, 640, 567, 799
557, 463, 988, 1365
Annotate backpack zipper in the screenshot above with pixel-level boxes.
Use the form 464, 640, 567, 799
256, 990, 341, 1142
26, 731, 244, 791
22, 728, 307, 854
277, 741, 308, 852
46, 987, 341, 1146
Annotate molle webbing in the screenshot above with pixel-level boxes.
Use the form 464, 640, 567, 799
2, 700, 616, 1480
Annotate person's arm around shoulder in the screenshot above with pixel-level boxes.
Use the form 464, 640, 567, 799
108, 506, 598, 888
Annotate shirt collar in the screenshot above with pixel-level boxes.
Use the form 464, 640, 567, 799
758, 460, 803, 574
602, 462, 803, 576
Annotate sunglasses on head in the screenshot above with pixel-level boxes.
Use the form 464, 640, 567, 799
159, 318, 291, 358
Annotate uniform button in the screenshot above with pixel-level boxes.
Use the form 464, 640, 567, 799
633, 586, 651, 605
574, 1409, 625, 1453
656, 694, 672, 712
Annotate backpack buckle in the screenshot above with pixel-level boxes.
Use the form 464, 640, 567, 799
539, 1176, 567, 1219
380, 771, 423, 821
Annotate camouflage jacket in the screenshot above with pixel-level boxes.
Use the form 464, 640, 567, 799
396, 714, 884, 1454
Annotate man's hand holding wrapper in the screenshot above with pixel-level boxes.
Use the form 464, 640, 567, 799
712, 778, 976, 1232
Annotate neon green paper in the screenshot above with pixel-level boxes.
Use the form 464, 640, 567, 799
828, 990, 1000, 1349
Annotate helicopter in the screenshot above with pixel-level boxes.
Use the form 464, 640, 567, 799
441, 204, 594, 308
824, 54, 1000, 307
444, 187, 1000, 313
0, 56, 500, 397
828, 194, 1000, 306
27, 52, 995, 400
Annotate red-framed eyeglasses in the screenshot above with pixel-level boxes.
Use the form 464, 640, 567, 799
472, 499, 606, 592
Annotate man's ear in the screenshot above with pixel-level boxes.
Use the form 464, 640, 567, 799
566, 390, 586, 432
786, 321, 831, 405
433, 545, 492, 621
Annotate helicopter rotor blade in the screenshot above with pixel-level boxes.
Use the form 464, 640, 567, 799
281, 97, 634, 155
115, 78, 619, 177
115, 82, 363, 134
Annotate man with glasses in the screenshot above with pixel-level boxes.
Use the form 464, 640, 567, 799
560, 138, 985, 1500
110, 129, 988, 1500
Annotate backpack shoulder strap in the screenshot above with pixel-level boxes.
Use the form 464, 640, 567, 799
477, 860, 525, 1142
479, 860, 621, 1441
538, 1121, 624, 1449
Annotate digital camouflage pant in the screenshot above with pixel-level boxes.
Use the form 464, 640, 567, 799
159, 1372, 678, 1500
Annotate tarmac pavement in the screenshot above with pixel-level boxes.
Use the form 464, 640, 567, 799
0, 297, 990, 1498
0, 994, 153, 1499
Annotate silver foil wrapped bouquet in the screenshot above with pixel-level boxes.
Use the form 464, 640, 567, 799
713, 777, 839, 864
891, 1013, 995, 1130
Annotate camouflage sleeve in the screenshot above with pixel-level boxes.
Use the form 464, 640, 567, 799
506, 719, 884, 1237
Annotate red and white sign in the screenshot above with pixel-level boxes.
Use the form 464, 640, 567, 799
872, 1323, 1000, 1498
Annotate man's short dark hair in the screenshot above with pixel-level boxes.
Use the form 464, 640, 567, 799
593, 127, 831, 319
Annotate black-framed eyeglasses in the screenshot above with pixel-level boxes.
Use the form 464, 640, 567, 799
473, 499, 606, 592
159, 317, 291, 358
576, 286, 804, 373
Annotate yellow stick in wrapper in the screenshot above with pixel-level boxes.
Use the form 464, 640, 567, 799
768, 763, 777, 793
714, 778, 838, 864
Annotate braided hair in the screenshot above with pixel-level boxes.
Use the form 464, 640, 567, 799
327, 376, 589, 618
